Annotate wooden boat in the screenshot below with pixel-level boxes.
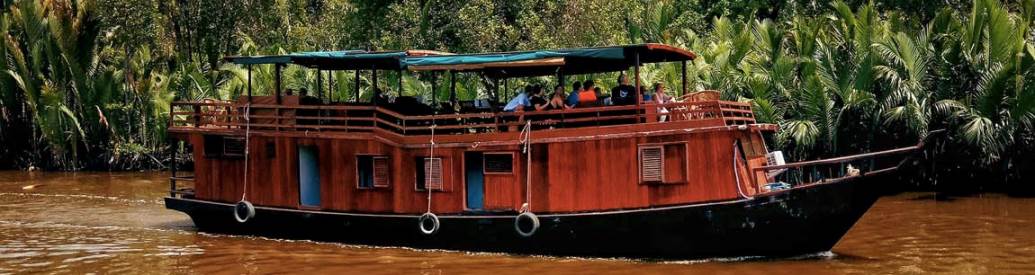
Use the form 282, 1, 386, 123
164, 44, 925, 259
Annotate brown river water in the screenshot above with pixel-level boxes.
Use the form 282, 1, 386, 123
0, 171, 1032, 274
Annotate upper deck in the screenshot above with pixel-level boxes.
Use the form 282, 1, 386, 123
167, 95, 761, 144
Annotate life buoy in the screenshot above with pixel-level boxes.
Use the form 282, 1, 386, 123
234, 200, 255, 223
418, 212, 440, 235
514, 212, 540, 237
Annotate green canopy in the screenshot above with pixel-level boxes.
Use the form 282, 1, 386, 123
223, 44, 694, 77
225, 50, 449, 70
402, 44, 695, 77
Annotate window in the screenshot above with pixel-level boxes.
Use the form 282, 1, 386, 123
416, 157, 444, 191
203, 135, 244, 158
358, 156, 390, 189
223, 137, 245, 157
483, 153, 514, 174
265, 142, 276, 159
203, 135, 223, 158
639, 143, 688, 184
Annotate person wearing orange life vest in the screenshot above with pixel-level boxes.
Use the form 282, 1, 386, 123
577, 80, 598, 107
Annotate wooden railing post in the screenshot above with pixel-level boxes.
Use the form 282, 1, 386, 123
168, 103, 176, 127
192, 105, 200, 128
169, 140, 178, 196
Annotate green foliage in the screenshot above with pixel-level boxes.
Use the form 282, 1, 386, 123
0, 0, 1033, 188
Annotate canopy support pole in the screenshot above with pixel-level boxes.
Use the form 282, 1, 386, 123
354, 70, 360, 102
317, 69, 323, 101
634, 53, 641, 122
449, 70, 457, 105
398, 70, 404, 97
681, 60, 688, 96
372, 68, 380, 97
275, 64, 283, 104
431, 72, 438, 106
329, 71, 335, 103
493, 78, 500, 104
489, 76, 499, 113
558, 72, 565, 90
246, 65, 253, 103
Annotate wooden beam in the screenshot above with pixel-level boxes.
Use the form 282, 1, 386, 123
247, 64, 253, 103
354, 70, 360, 102
275, 64, 283, 104
431, 72, 438, 106
634, 52, 641, 122
681, 60, 688, 96
449, 70, 457, 104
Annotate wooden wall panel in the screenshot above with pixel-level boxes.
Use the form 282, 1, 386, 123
189, 127, 760, 214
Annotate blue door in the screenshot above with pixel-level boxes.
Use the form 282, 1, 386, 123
298, 145, 321, 207
465, 152, 484, 210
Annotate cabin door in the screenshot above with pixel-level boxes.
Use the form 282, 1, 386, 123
464, 152, 484, 210
298, 145, 321, 207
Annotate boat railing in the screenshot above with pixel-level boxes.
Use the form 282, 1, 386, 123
169, 176, 195, 198
750, 145, 921, 193
168, 99, 756, 135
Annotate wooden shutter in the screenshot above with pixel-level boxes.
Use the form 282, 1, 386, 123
483, 153, 514, 174
373, 157, 390, 188
222, 137, 246, 157
639, 146, 664, 183
424, 158, 443, 190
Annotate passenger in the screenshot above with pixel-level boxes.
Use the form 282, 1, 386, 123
653, 83, 673, 122
653, 83, 673, 104
529, 85, 550, 111
577, 80, 598, 106
285, 88, 295, 96
640, 85, 652, 102
566, 82, 582, 107
549, 84, 572, 110
610, 73, 636, 105
373, 88, 392, 106
503, 85, 532, 112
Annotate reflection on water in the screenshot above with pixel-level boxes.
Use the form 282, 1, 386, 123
0, 171, 1033, 274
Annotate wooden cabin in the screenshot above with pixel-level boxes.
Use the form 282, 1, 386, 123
168, 45, 779, 215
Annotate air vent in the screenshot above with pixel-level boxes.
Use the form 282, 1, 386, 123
373, 157, 390, 188
639, 146, 664, 183
424, 158, 443, 190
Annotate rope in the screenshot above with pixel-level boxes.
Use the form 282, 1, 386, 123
732, 141, 751, 199
426, 123, 436, 214
519, 120, 532, 213
241, 104, 251, 202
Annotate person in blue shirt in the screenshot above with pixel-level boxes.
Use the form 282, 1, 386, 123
504, 85, 533, 112
566, 81, 582, 107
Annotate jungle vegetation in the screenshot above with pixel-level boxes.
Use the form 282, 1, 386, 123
0, 0, 1032, 193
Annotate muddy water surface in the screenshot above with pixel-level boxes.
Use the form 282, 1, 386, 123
0, 171, 1033, 274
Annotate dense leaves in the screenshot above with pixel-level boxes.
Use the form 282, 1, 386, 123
0, 0, 1032, 191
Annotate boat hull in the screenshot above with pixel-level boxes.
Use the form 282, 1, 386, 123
165, 173, 886, 259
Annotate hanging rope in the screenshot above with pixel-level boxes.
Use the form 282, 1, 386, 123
514, 120, 540, 237
418, 122, 441, 235
234, 104, 256, 223
426, 123, 436, 213
241, 104, 251, 201
732, 140, 751, 199
519, 120, 532, 213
